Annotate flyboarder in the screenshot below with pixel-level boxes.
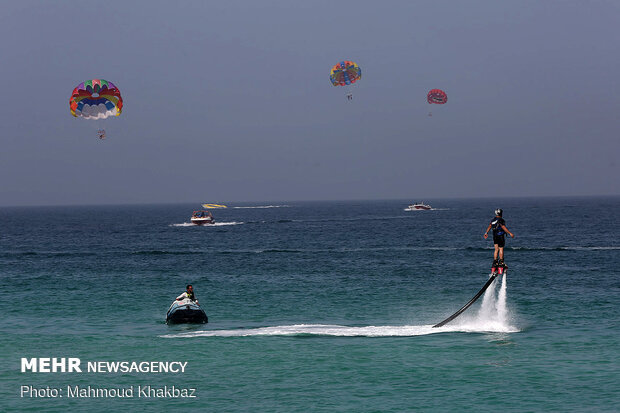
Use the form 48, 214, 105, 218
484, 209, 514, 274
434, 209, 514, 329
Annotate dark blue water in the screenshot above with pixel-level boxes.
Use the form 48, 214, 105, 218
1, 198, 618, 412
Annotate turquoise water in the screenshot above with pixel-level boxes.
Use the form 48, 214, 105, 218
1, 198, 618, 412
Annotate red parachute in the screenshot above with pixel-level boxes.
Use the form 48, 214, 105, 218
427, 89, 447, 104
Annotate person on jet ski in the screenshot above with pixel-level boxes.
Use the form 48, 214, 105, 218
483, 208, 514, 268
176, 284, 199, 305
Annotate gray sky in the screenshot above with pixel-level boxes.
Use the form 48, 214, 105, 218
1, 0, 618, 206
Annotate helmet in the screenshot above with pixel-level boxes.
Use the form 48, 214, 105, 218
494, 208, 503, 216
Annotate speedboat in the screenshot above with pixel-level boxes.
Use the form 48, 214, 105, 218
404, 202, 432, 211
190, 210, 214, 225
166, 298, 208, 324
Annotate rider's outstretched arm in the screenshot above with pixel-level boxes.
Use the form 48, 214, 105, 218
483, 224, 492, 238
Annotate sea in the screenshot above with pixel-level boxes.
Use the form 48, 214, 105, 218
1, 197, 618, 412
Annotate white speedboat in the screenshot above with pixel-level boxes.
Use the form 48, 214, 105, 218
404, 202, 432, 211
190, 210, 214, 225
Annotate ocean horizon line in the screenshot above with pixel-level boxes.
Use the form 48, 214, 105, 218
1, 194, 619, 209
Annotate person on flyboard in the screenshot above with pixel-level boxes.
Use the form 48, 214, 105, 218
483, 209, 515, 274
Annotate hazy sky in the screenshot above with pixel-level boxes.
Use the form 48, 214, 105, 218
1, 1, 618, 206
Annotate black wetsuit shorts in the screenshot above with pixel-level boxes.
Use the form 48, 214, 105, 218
493, 235, 505, 248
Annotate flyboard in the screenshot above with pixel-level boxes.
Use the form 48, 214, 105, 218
433, 263, 506, 328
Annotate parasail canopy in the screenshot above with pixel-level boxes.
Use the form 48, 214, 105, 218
427, 89, 447, 105
330, 61, 362, 86
70, 79, 123, 119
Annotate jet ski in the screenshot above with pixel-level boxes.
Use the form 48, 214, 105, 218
166, 298, 208, 324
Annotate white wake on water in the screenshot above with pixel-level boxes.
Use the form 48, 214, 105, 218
232, 205, 290, 209
402, 208, 450, 212
164, 324, 447, 338
162, 274, 517, 338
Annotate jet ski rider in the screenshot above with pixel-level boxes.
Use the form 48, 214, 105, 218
176, 284, 199, 305
483, 209, 515, 268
